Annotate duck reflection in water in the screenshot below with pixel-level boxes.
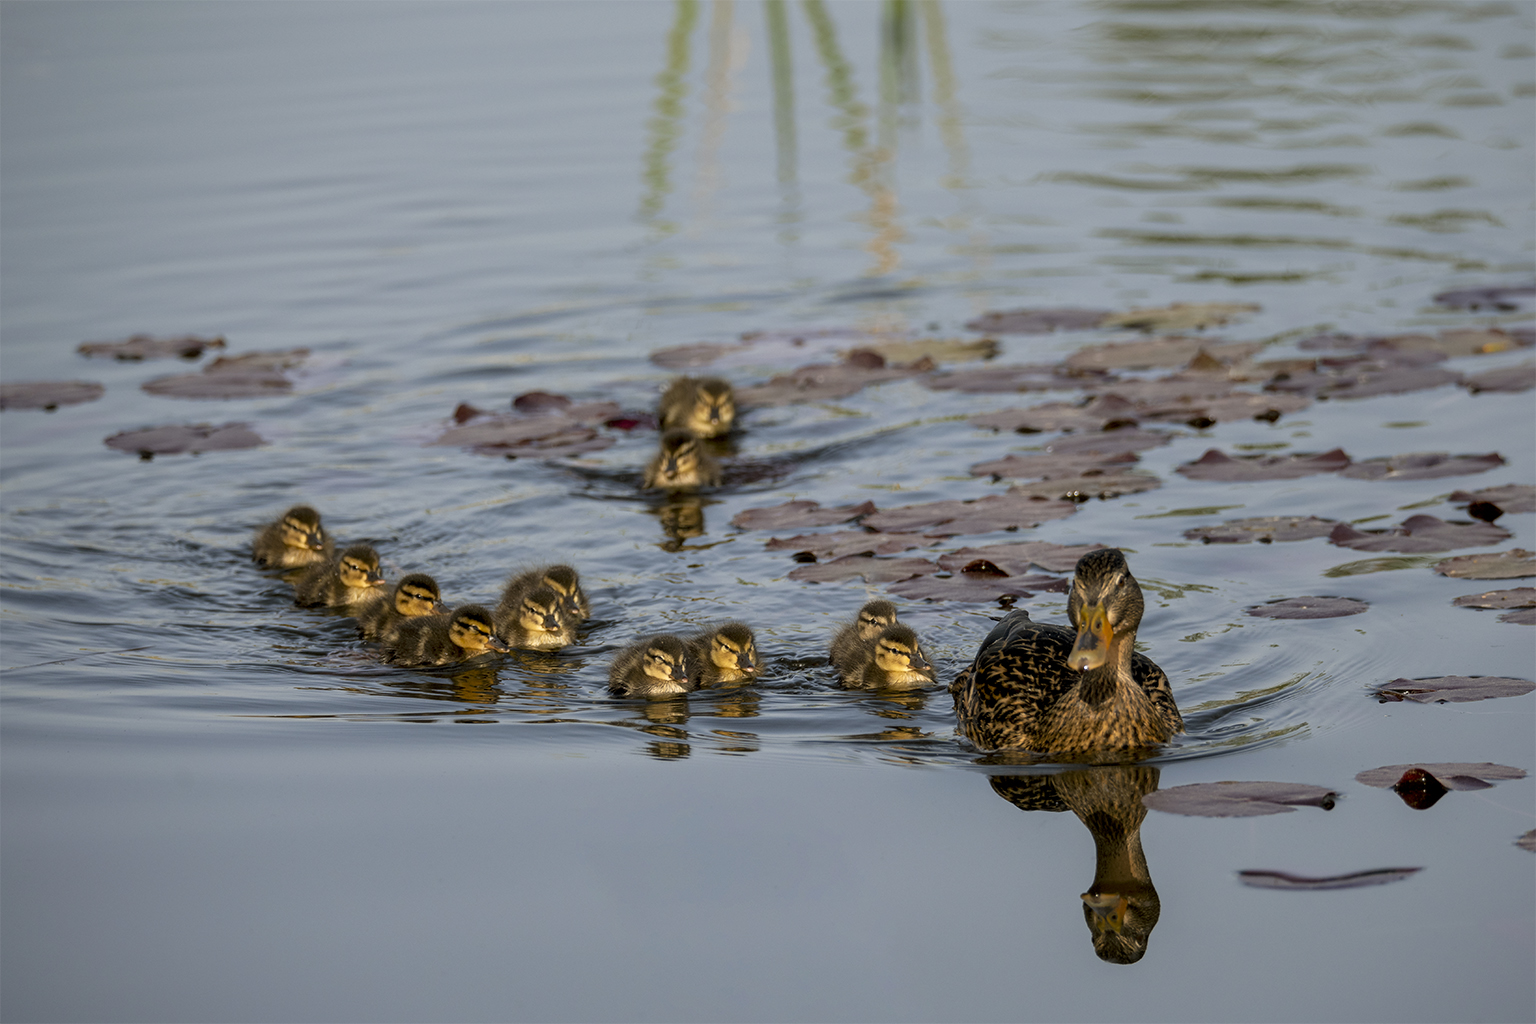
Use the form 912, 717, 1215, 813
988, 766, 1162, 965
653, 492, 707, 550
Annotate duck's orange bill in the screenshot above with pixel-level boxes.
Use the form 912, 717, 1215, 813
1069, 602, 1113, 671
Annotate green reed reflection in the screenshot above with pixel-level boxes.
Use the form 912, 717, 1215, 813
639, 0, 700, 232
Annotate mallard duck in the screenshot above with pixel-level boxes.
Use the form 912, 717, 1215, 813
684, 621, 759, 686
642, 429, 721, 490
252, 505, 333, 568
357, 573, 445, 643
659, 376, 736, 438
494, 583, 576, 650
608, 634, 693, 697
829, 599, 900, 670
950, 548, 1183, 754
386, 604, 510, 667
838, 623, 935, 689
499, 564, 589, 624
292, 544, 386, 608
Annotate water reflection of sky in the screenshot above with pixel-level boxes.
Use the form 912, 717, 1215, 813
2, 2, 1532, 1021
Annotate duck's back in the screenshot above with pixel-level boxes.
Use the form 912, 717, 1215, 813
388, 613, 450, 666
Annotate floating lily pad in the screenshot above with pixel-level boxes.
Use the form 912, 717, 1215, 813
1098, 302, 1261, 333
786, 555, 936, 584
1175, 448, 1350, 481
430, 414, 612, 458
1238, 868, 1421, 891
1463, 361, 1535, 393
142, 348, 308, 399
1329, 515, 1510, 553
729, 499, 877, 531
1432, 548, 1535, 579
1318, 365, 1463, 400
1184, 516, 1339, 544
1142, 781, 1337, 817
1247, 596, 1369, 619
764, 531, 935, 559
735, 358, 929, 407
1376, 328, 1528, 358
77, 333, 226, 360
1065, 337, 1262, 370
1499, 608, 1536, 624
103, 422, 263, 457
1452, 587, 1536, 610
650, 342, 743, 369
1450, 484, 1536, 515
937, 541, 1107, 574
0, 381, 104, 411
969, 450, 1140, 480
1518, 830, 1536, 853
924, 363, 1099, 394
887, 572, 1066, 602
861, 490, 1078, 536
1373, 675, 1535, 704
863, 337, 998, 365
1042, 430, 1172, 456
970, 394, 1141, 434
963, 308, 1112, 334
1432, 284, 1535, 311
1141, 391, 1311, 426
1007, 472, 1162, 502
512, 391, 572, 414
1340, 452, 1504, 481
1355, 762, 1526, 789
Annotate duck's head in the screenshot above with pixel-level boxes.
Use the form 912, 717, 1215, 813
1082, 887, 1160, 965
278, 505, 326, 552
654, 429, 706, 483
1066, 548, 1143, 672
706, 622, 758, 675
448, 605, 510, 655
641, 635, 690, 686
393, 573, 444, 617
514, 585, 567, 636
690, 378, 736, 435
338, 546, 386, 589
854, 599, 899, 641
872, 625, 933, 679
541, 564, 584, 617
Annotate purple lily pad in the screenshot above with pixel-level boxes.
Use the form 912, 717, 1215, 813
1450, 485, 1536, 515
1007, 473, 1161, 502
1433, 548, 1535, 579
970, 450, 1140, 480
1463, 361, 1535, 394
512, 391, 572, 414
1518, 830, 1536, 852
1355, 762, 1526, 789
1432, 284, 1535, 311
735, 357, 931, 407
764, 531, 935, 559
1042, 430, 1172, 456
1143, 781, 1338, 817
1247, 596, 1369, 619
142, 348, 309, 399
1184, 516, 1339, 544
1065, 337, 1262, 371
430, 415, 613, 458
936, 542, 1107, 575
1238, 868, 1421, 891
1339, 451, 1504, 481
970, 394, 1141, 434
77, 334, 226, 361
963, 308, 1112, 334
1175, 448, 1350, 481
887, 572, 1066, 602
103, 422, 264, 457
730, 500, 877, 531
1142, 391, 1311, 426
924, 363, 1100, 394
786, 555, 937, 584
0, 381, 104, 411
1373, 675, 1535, 704
861, 490, 1078, 536
1328, 515, 1510, 553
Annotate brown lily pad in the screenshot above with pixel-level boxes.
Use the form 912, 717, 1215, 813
963, 308, 1112, 334
937, 542, 1108, 574
77, 333, 226, 360
1320, 365, 1463, 400
1374, 328, 1529, 358
1065, 337, 1262, 370
1355, 762, 1526, 789
1006, 472, 1161, 502
786, 555, 936, 584
0, 381, 104, 411
764, 531, 935, 559
1339, 452, 1504, 481
887, 572, 1067, 602
863, 338, 998, 365
1141, 391, 1311, 426
1432, 284, 1535, 311
429, 415, 613, 458
970, 394, 1141, 434
104, 422, 264, 457
1452, 587, 1536, 610
512, 391, 572, 414
1499, 609, 1536, 624
1433, 548, 1536, 579
1184, 516, 1339, 544
1176, 448, 1350, 482
1098, 302, 1261, 334
1329, 515, 1509, 553
1463, 361, 1535, 393
970, 450, 1140, 480
730, 500, 877, 531
1247, 596, 1369, 619
1143, 781, 1337, 817
1373, 675, 1535, 704
142, 348, 308, 399
1517, 830, 1536, 853
1238, 868, 1421, 891
1041, 430, 1172, 456
1450, 484, 1536, 515
861, 490, 1078, 536
735, 357, 930, 407
924, 363, 1101, 394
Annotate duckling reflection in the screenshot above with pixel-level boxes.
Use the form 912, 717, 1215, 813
987, 766, 1162, 965
643, 429, 721, 490
659, 376, 736, 438
655, 492, 707, 549
357, 573, 444, 643
252, 504, 333, 568
499, 564, 589, 625
293, 545, 386, 609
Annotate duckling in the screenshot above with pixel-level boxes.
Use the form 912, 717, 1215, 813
608, 634, 693, 698
840, 624, 935, 689
251, 505, 332, 568
829, 599, 900, 671
292, 544, 386, 608
386, 604, 510, 667
499, 564, 589, 624
659, 376, 736, 438
357, 573, 445, 643
950, 548, 1183, 754
642, 429, 721, 490
684, 621, 760, 686
494, 583, 577, 650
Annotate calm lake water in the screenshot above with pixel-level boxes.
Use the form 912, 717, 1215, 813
2, 2, 1533, 1021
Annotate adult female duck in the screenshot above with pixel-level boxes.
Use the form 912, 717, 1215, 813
951, 548, 1183, 754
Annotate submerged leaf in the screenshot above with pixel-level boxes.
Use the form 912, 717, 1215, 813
78, 333, 226, 361
103, 422, 263, 457
0, 381, 104, 411
1373, 675, 1535, 704
1184, 516, 1339, 544
1432, 548, 1535, 579
730, 500, 877, 531
1175, 448, 1350, 481
1247, 596, 1369, 619
1238, 867, 1421, 891
1143, 781, 1337, 817
861, 490, 1078, 536
1339, 452, 1504, 481
1328, 515, 1510, 553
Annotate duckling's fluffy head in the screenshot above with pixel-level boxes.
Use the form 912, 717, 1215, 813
448, 604, 509, 654
872, 624, 932, 676
392, 573, 441, 616
515, 585, 566, 633
854, 599, 899, 640
706, 621, 758, 673
640, 635, 689, 682
338, 546, 386, 589
279, 505, 326, 549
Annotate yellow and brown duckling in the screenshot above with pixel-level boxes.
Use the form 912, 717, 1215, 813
829, 599, 900, 670
499, 564, 589, 624
608, 634, 693, 698
838, 623, 935, 689
386, 604, 510, 667
950, 548, 1183, 754
659, 376, 736, 438
251, 504, 333, 568
494, 583, 577, 650
684, 621, 760, 686
292, 544, 386, 608
357, 573, 445, 643
642, 429, 721, 490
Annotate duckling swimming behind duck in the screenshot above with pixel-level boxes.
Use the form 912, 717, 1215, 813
642, 429, 721, 490
499, 564, 589, 624
252, 505, 333, 568
608, 634, 693, 698
494, 583, 577, 650
292, 544, 385, 608
950, 548, 1183, 754
684, 621, 760, 686
659, 376, 736, 438
839, 623, 935, 689
829, 599, 900, 671
357, 573, 444, 643
386, 604, 510, 667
